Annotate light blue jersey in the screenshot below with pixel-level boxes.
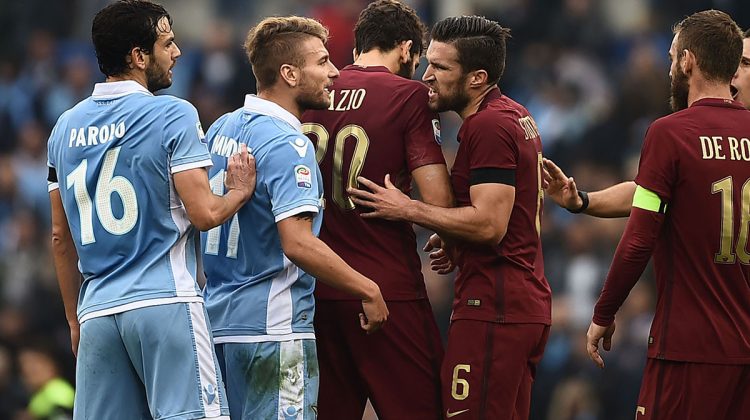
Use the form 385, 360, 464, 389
202, 95, 323, 343
47, 81, 213, 322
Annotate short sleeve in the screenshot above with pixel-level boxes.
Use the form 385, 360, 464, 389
163, 99, 213, 174
465, 113, 518, 171
634, 120, 677, 201
263, 135, 323, 222
402, 87, 446, 171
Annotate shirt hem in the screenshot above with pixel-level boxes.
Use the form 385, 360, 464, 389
213, 332, 316, 343
79, 296, 204, 323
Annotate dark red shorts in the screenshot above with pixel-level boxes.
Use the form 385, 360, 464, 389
636, 358, 750, 419
441, 320, 549, 420
314, 299, 444, 420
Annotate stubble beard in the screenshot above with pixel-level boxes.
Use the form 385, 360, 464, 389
669, 66, 689, 112
145, 60, 172, 93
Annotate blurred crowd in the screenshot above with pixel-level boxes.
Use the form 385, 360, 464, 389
0, 0, 747, 419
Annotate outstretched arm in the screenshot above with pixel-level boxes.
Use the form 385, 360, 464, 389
543, 158, 635, 218
350, 175, 514, 247
277, 213, 389, 333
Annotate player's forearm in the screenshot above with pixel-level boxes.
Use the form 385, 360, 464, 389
585, 181, 636, 218
405, 199, 505, 246
51, 229, 82, 326
283, 235, 380, 301
194, 189, 249, 231
593, 208, 662, 325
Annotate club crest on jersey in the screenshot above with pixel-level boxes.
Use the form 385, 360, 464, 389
432, 119, 442, 145
196, 122, 207, 143
295, 165, 312, 189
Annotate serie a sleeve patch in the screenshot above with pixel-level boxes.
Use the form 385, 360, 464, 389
469, 167, 516, 186
632, 185, 667, 213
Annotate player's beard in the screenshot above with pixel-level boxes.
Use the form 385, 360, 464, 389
145, 60, 172, 93
431, 75, 471, 113
296, 74, 331, 111
395, 56, 417, 79
670, 65, 689, 112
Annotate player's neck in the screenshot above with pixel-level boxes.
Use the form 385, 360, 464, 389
353, 50, 400, 74
257, 89, 303, 120
458, 85, 495, 120
687, 77, 734, 107
106, 72, 149, 91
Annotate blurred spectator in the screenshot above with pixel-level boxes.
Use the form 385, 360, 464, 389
17, 341, 74, 420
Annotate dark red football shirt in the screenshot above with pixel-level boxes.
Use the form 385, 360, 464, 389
594, 98, 750, 364
449, 88, 551, 324
301, 65, 445, 300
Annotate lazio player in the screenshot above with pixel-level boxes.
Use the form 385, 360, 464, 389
47, 2, 255, 419
201, 17, 388, 420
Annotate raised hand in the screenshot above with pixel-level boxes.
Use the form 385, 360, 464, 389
543, 158, 582, 211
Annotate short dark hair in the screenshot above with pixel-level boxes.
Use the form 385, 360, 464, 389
92, 0, 171, 78
354, 0, 426, 56
745, 28, 750, 38
431, 16, 511, 86
245, 16, 329, 91
673, 10, 743, 83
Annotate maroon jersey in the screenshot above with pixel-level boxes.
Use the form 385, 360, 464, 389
301, 65, 445, 300
596, 98, 750, 364
449, 88, 551, 324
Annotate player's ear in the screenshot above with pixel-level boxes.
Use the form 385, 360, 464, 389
352, 47, 359, 62
128, 47, 148, 71
399, 40, 413, 63
279, 63, 299, 88
468, 69, 489, 88
681, 49, 694, 76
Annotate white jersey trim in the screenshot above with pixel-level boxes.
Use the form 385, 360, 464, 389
187, 302, 224, 417
213, 333, 316, 344
274, 205, 320, 223
169, 172, 199, 295
48, 182, 59, 192
171, 158, 213, 174
78, 296, 204, 323
243, 95, 302, 131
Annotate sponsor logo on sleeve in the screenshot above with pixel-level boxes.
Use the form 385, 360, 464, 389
432, 119, 442, 145
295, 165, 312, 189
290, 137, 309, 157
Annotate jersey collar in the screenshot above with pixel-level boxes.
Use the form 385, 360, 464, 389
92, 80, 152, 99
690, 97, 747, 110
478, 86, 502, 112
243, 94, 302, 131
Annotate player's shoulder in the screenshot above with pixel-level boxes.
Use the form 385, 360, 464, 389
151, 94, 198, 114
340, 66, 427, 94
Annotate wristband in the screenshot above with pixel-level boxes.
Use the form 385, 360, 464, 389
567, 190, 589, 214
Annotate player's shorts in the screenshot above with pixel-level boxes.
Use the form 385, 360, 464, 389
215, 339, 318, 420
314, 299, 444, 420
74, 301, 229, 420
635, 358, 750, 419
441, 320, 549, 420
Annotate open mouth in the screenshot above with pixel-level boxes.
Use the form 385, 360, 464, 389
731, 85, 738, 99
